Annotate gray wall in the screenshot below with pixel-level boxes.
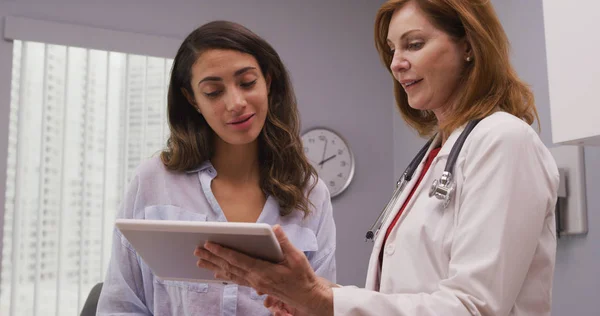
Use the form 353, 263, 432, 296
0, 0, 392, 288
391, 0, 600, 314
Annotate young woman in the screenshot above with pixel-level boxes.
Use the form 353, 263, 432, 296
97, 20, 336, 316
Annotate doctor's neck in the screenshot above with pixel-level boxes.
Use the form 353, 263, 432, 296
211, 137, 260, 185
431, 91, 462, 146
439, 132, 449, 147
433, 108, 452, 146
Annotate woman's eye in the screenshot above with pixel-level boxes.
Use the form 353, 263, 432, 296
407, 42, 424, 50
204, 90, 222, 98
240, 79, 257, 88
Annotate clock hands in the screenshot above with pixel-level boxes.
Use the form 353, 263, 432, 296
320, 138, 328, 169
320, 139, 328, 168
301, 128, 353, 198
318, 154, 337, 167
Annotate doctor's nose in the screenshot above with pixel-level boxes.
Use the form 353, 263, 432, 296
390, 52, 410, 73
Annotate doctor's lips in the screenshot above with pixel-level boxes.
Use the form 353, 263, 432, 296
227, 113, 255, 125
400, 79, 423, 90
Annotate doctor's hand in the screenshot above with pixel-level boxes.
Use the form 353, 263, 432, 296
194, 225, 334, 316
264, 295, 297, 316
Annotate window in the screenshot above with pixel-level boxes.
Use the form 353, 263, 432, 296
1, 40, 173, 316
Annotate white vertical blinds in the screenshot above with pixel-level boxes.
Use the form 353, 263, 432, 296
1, 40, 173, 316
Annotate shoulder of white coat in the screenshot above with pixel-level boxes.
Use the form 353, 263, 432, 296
463, 112, 559, 182
466, 111, 541, 151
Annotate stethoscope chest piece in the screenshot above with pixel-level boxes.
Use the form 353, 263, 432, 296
365, 118, 482, 241
429, 171, 455, 209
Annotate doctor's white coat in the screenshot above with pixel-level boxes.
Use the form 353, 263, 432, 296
333, 112, 559, 315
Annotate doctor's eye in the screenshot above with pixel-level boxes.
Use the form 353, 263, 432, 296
407, 42, 424, 51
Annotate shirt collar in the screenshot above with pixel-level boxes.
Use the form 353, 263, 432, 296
185, 160, 213, 174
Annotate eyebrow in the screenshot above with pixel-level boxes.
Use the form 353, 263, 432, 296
387, 29, 422, 43
198, 66, 257, 86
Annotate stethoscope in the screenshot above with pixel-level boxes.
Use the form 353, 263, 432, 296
365, 119, 482, 241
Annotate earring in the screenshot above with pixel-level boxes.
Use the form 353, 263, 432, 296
466, 56, 472, 62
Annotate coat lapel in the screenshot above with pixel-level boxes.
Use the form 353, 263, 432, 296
364, 124, 469, 290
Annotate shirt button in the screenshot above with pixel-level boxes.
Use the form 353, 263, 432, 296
385, 243, 395, 256
208, 168, 215, 175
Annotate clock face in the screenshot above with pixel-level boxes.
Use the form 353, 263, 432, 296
301, 128, 354, 198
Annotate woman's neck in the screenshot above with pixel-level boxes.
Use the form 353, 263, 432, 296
433, 109, 451, 146
211, 138, 260, 185
440, 131, 449, 147
432, 90, 460, 146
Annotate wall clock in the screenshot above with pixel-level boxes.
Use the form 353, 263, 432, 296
301, 127, 355, 198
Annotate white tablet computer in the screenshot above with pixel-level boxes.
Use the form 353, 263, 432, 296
115, 219, 283, 283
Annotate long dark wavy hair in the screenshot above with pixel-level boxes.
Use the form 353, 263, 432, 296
160, 21, 317, 216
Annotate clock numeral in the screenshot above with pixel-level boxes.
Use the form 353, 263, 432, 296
309, 138, 315, 144
303, 147, 308, 153
338, 149, 343, 155
319, 135, 326, 141
338, 173, 343, 178
340, 161, 347, 167
332, 140, 336, 145
329, 181, 336, 187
